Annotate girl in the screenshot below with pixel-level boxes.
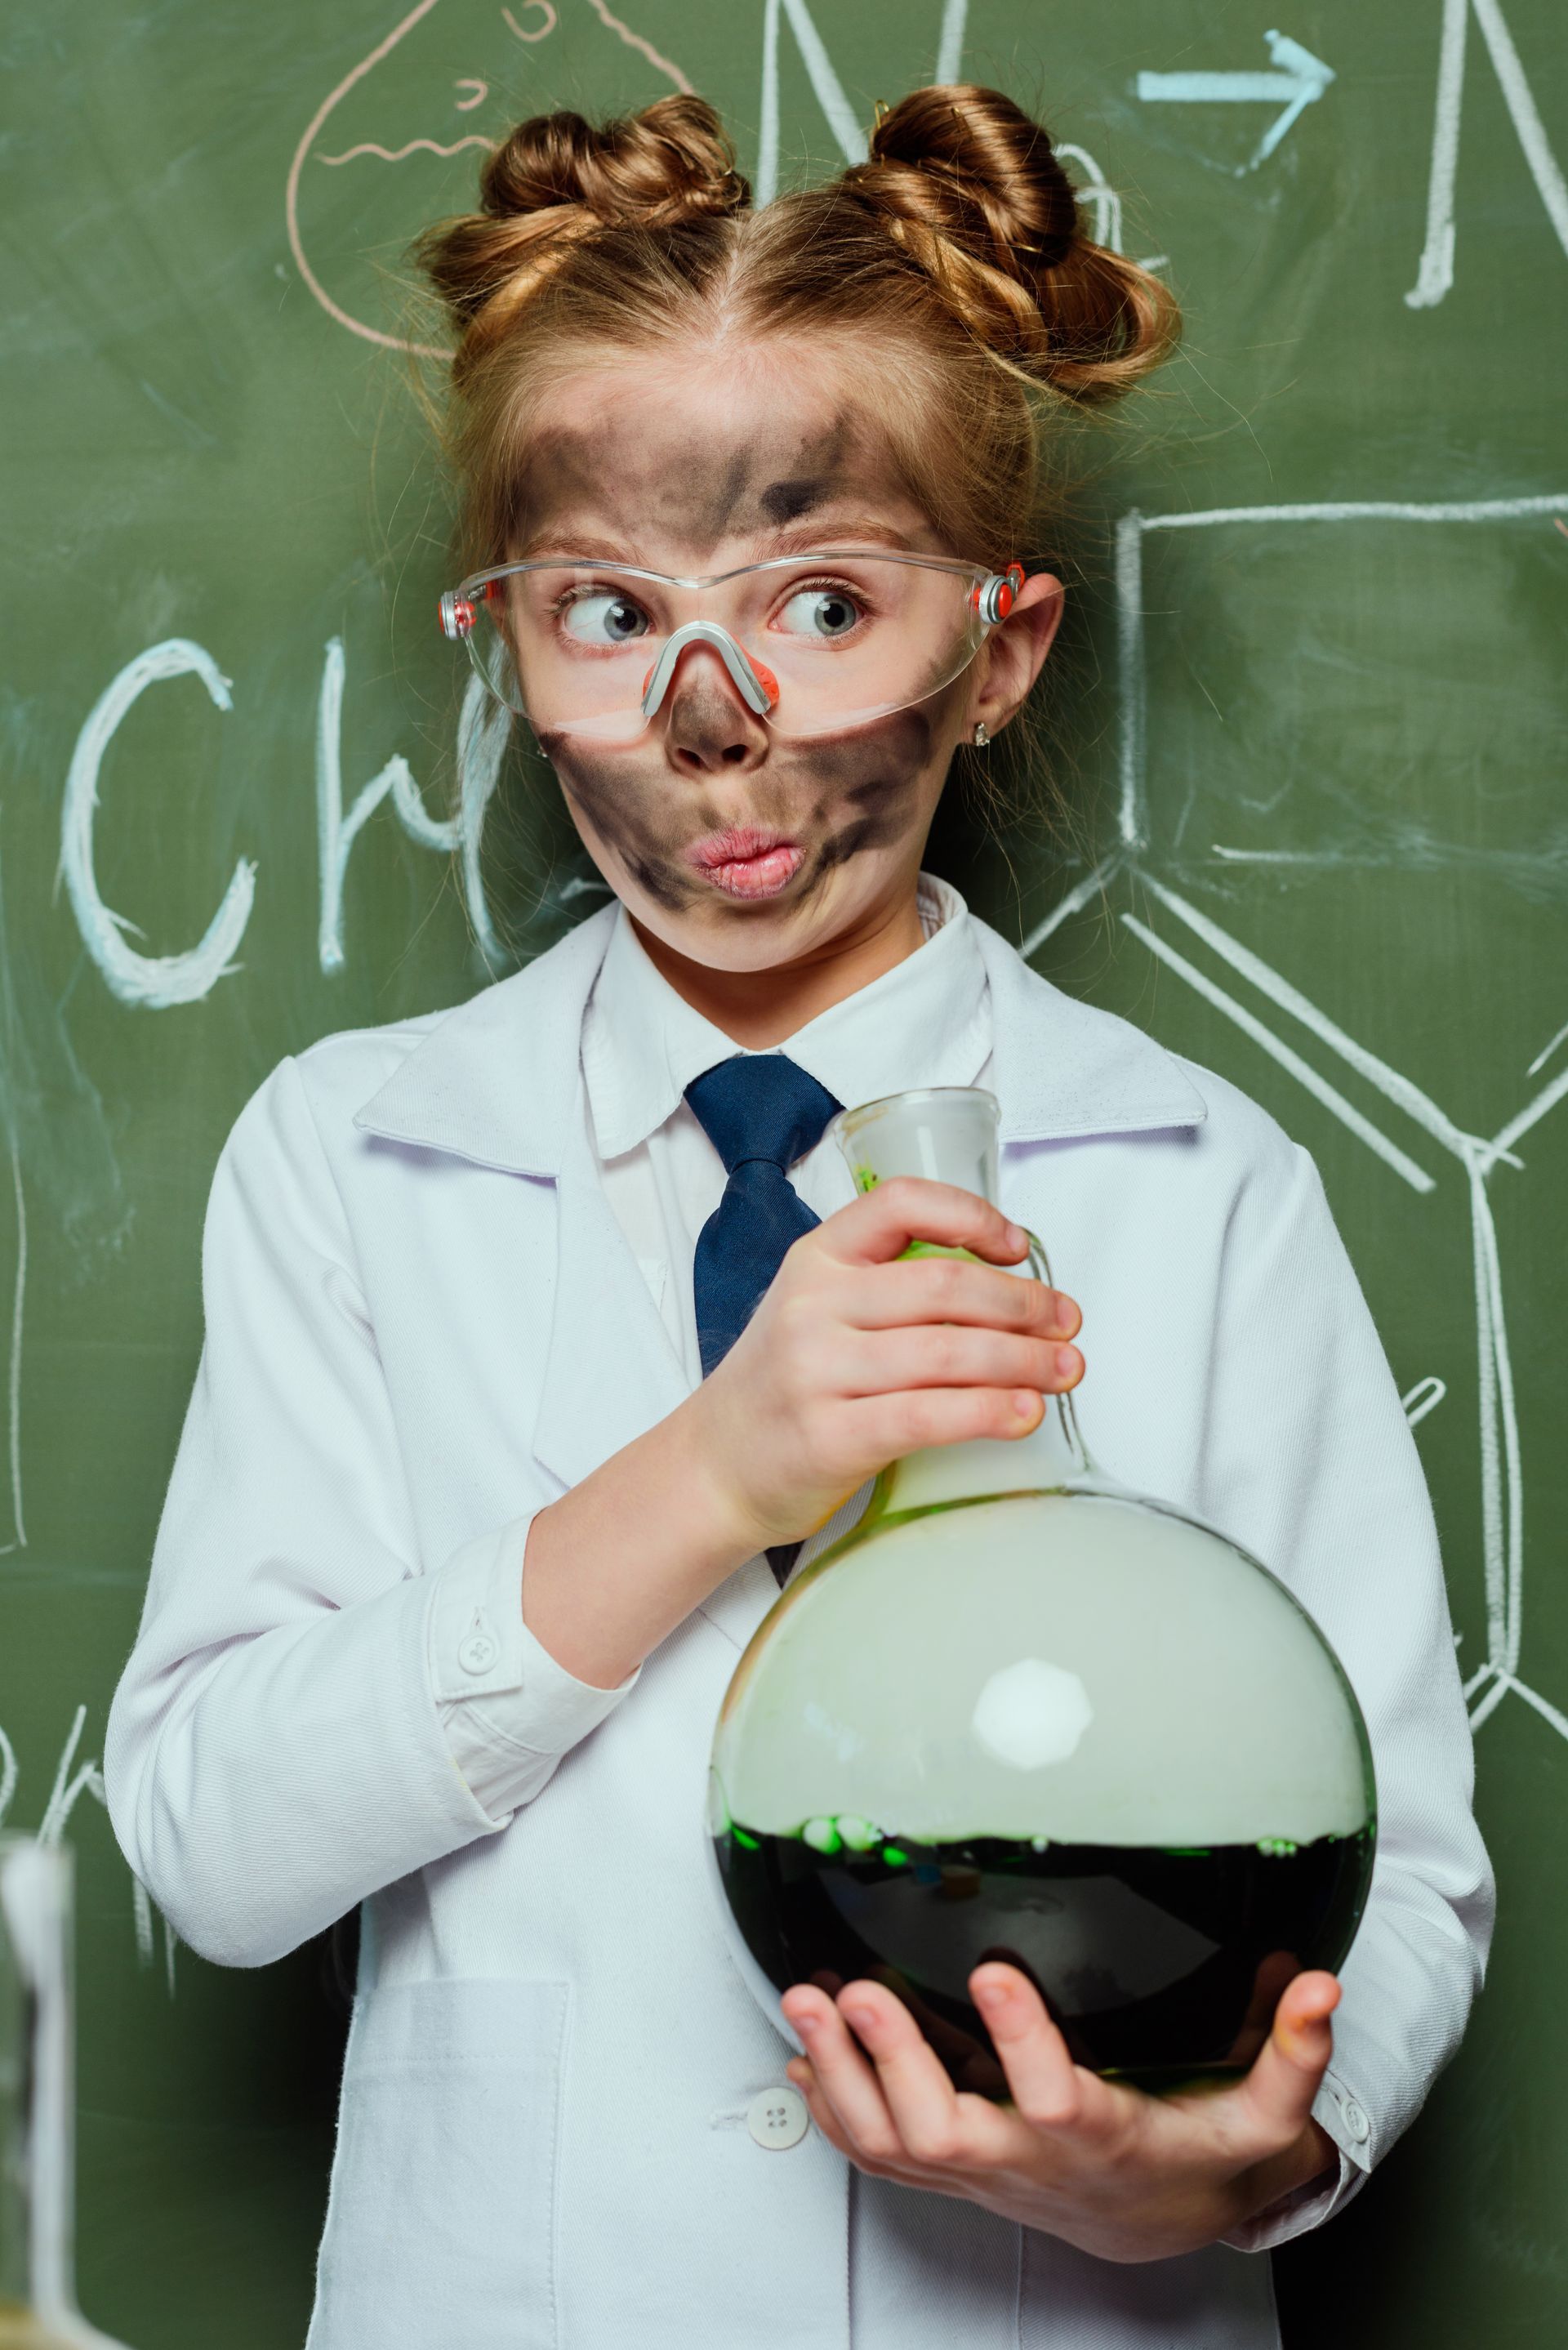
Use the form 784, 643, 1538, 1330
105, 86, 1490, 2350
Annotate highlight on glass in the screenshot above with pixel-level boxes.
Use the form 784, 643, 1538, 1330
436, 551, 1026, 742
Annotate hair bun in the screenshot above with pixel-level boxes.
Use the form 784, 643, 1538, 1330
841, 83, 1176, 402
414, 95, 748, 343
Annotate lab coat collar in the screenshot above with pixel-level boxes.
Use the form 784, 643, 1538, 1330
351, 894, 1208, 1171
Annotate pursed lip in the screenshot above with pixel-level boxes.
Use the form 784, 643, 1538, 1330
684, 826, 806, 900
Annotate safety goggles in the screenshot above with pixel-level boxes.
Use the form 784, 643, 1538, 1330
437, 550, 1024, 742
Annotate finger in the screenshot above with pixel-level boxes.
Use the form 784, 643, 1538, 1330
779, 1988, 908, 2165
865, 1966, 1000, 2081
830, 1982, 981, 2166
845, 1323, 1082, 1399
969, 1964, 1116, 2142
822, 1177, 1030, 1269
1223, 1949, 1303, 2068
843, 1255, 1082, 1342
833, 1982, 1027, 2171
842, 1382, 1050, 1461
785, 2057, 914, 2180
785, 2057, 852, 2155
1234, 1971, 1340, 2153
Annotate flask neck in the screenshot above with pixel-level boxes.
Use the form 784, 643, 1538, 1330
827, 1085, 1099, 1517
875, 1381, 1090, 1515
0, 1839, 78, 2323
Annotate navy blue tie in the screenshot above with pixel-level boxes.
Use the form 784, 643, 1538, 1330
685, 1055, 841, 1585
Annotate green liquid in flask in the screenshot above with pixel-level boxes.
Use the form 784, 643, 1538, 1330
715, 1823, 1373, 2088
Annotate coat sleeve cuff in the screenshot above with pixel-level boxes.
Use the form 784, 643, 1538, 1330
1219, 2065, 1374, 2251
428, 1518, 643, 1822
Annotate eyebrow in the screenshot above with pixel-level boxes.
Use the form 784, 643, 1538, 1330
508, 515, 926, 569
766, 515, 923, 555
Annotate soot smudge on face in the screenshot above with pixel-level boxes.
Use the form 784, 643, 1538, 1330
755, 422, 855, 528
516, 408, 872, 560
801, 707, 935, 880
543, 700, 942, 917
541, 734, 704, 914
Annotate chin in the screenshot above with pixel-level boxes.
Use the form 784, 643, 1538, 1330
630, 868, 876, 973
640, 898, 817, 972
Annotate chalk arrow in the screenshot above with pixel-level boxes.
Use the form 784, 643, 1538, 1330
1136, 29, 1335, 174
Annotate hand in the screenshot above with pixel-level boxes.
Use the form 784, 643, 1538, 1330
683, 1176, 1085, 1554
519, 1181, 1081, 1688
778, 1964, 1343, 2264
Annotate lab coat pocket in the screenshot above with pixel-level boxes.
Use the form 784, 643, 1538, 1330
307, 1976, 570, 2350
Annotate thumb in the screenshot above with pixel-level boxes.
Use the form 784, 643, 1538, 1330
1236, 1969, 1339, 2152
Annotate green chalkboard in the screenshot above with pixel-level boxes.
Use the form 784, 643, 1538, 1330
2, 2, 1565, 2343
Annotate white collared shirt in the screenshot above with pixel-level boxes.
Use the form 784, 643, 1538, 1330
581, 872, 991, 1383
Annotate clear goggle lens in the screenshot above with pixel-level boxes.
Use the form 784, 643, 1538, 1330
438, 552, 1022, 742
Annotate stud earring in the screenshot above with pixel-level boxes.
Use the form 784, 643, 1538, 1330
972, 721, 991, 747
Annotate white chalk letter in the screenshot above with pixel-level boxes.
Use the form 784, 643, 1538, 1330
317, 639, 506, 975
60, 640, 256, 1010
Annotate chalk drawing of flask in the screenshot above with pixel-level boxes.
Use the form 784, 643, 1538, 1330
707, 1086, 1378, 2095
0, 1837, 134, 2350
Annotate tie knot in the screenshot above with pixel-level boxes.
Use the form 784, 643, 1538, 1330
684, 1055, 841, 1175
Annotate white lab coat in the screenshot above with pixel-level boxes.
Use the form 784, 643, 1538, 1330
104, 901, 1492, 2350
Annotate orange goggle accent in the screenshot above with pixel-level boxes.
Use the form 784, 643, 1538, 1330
969, 560, 1024, 623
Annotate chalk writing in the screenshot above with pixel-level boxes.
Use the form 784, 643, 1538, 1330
1407, 0, 1568, 310
0, 1707, 174, 1987
59, 640, 256, 1010
316, 640, 506, 976
1135, 29, 1335, 175
757, 0, 867, 207
582, 0, 690, 93
1022, 488, 1568, 1755
60, 635, 507, 1002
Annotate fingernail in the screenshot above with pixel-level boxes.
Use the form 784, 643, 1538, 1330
840, 2004, 875, 2034
1013, 1389, 1043, 1424
1055, 1346, 1080, 1380
794, 2011, 818, 2037
1004, 1221, 1027, 1251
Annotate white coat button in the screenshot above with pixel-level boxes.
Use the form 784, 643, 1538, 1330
1342, 2098, 1370, 2144
458, 1616, 500, 1674
746, 2085, 809, 2150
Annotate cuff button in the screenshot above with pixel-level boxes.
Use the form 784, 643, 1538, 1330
1343, 2098, 1370, 2143
459, 1612, 501, 1674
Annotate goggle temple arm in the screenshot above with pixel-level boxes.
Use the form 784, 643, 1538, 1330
639, 621, 779, 720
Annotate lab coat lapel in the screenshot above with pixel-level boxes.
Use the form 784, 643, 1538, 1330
529, 1114, 692, 1493
351, 902, 687, 1486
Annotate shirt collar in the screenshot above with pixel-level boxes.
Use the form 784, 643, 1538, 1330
352, 887, 1208, 1176
580, 874, 991, 1159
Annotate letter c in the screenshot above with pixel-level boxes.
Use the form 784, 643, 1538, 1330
59, 639, 256, 1010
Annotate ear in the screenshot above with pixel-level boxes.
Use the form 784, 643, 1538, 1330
965, 573, 1065, 738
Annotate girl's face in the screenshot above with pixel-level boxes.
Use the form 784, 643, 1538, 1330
515, 343, 1062, 973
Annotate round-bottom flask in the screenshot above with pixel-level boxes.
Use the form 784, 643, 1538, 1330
708, 1087, 1376, 2096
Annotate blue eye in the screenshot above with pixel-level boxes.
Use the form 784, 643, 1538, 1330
561, 592, 650, 645
777, 586, 863, 640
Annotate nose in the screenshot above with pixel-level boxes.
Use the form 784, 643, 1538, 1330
662, 643, 771, 774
